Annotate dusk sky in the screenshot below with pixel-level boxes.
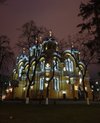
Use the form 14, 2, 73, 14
0, 0, 86, 49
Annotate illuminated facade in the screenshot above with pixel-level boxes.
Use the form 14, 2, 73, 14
12, 32, 92, 100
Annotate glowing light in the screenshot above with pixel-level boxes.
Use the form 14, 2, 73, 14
46, 77, 49, 81
9, 88, 13, 92
63, 67, 66, 71
91, 85, 94, 88
30, 86, 33, 90
23, 87, 26, 91
46, 47, 48, 50
62, 91, 66, 94
49, 30, 52, 37
6, 89, 9, 93
66, 80, 69, 84
85, 87, 87, 91
74, 85, 78, 91
79, 71, 81, 75
46, 72, 50, 76
79, 78, 82, 84
46, 63, 50, 68
97, 88, 100, 91
96, 81, 98, 85
2, 95, 6, 100
9, 82, 11, 86
45, 83, 48, 88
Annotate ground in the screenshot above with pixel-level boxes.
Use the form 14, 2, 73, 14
0, 101, 100, 123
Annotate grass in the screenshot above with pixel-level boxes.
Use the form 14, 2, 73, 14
0, 102, 100, 123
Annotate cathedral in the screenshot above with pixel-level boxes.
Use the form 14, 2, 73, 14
12, 31, 92, 100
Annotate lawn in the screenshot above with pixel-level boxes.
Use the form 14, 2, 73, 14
0, 102, 100, 123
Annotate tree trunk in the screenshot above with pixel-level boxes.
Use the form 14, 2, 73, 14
82, 75, 90, 105
72, 84, 75, 100
45, 84, 49, 105
25, 84, 30, 104
82, 75, 86, 99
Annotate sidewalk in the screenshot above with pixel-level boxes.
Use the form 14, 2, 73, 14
1, 99, 100, 105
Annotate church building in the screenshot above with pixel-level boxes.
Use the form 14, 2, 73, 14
12, 31, 92, 100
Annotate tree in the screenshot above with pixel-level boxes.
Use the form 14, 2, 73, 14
0, 35, 14, 99
41, 34, 61, 104
71, 33, 97, 104
0, 0, 7, 4
17, 20, 58, 104
59, 33, 96, 104
77, 0, 100, 62
0, 35, 14, 74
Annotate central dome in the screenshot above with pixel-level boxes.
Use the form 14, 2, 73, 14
42, 31, 58, 52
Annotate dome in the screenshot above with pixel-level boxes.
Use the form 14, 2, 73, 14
42, 31, 58, 52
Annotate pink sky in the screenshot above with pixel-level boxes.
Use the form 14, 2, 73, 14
0, 0, 99, 79
0, 0, 83, 49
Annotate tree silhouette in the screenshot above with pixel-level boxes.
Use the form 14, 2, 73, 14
17, 21, 46, 103
0, 35, 14, 98
59, 33, 95, 104
0, 35, 14, 73
77, 0, 100, 62
0, 0, 6, 4
72, 33, 96, 103
16, 20, 58, 104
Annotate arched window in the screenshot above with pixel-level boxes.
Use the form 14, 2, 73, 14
18, 66, 24, 77
20, 54, 28, 61
30, 46, 36, 57
39, 77, 44, 90
21, 74, 26, 81
32, 65, 35, 71
65, 58, 73, 72
40, 61, 45, 71
30, 47, 33, 56
53, 77, 59, 91
53, 60, 58, 70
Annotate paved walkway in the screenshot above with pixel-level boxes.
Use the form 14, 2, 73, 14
1, 99, 100, 105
